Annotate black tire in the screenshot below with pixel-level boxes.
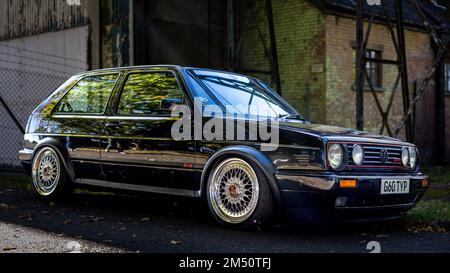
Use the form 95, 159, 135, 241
31, 147, 74, 200
206, 157, 275, 229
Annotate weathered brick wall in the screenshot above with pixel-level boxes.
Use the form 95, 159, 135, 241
238, 0, 445, 164
324, 14, 437, 162
404, 28, 437, 163
237, 0, 326, 122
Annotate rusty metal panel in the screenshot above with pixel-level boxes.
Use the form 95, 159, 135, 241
0, 0, 89, 41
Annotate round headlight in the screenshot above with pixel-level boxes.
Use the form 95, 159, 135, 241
409, 147, 417, 169
328, 144, 344, 170
352, 145, 364, 165
401, 147, 410, 167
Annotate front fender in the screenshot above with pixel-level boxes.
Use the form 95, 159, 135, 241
33, 138, 75, 181
199, 145, 282, 208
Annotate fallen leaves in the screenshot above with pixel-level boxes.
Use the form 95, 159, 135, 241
88, 216, 105, 223
405, 219, 449, 233
0, 203, 18, 210
407, 225, 447, 233
3, 246, 17, 252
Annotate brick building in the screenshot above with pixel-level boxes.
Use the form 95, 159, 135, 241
235, 0, 450, 164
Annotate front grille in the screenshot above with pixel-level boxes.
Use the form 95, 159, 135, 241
347, 144, 403, 168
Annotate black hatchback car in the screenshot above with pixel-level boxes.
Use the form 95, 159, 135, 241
19, 65, 429, 229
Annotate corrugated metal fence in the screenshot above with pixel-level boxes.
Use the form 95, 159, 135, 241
0, 26, 90, 173
0, 0, 89, 41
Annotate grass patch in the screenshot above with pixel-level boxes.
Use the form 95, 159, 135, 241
0, 173, 116, 196
423, 166, 450, 184
423, 187, 450, 200
0, 174, 31, 190
407, 200, 450, 223
405, 177, 450, 227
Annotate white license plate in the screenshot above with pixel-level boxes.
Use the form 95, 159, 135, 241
380, 179, 410, 195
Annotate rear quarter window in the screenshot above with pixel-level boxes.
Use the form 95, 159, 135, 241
55, 74, 119, 114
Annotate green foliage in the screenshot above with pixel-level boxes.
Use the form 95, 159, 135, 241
423, 166, 450, 184
0, 175, 31, 190
408, 200, 450, 222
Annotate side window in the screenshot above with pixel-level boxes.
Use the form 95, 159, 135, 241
117, 72, 184, 116
56, 74, 119, 114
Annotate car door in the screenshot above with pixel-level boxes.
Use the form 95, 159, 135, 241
100, 70, 198, 193
48, 73, 120, 180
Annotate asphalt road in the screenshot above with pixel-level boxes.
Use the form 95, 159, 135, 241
0, 186, 449, 253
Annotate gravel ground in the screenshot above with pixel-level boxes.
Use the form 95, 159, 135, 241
0, 221, 125, 253
0, 186, 449, 253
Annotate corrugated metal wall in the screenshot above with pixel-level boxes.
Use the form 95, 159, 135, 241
0, 0, 89, 41
133, 0, 227, 69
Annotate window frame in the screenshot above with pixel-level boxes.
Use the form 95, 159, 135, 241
364, 49, 383, 89
113, 70, 187, 118
352, 47, 384, 91
53, 73, 121, 116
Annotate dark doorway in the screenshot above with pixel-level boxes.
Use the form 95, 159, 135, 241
134, 0, 227, 69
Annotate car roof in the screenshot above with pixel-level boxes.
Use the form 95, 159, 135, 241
74, 65, 184, 76
74, 65, 254, 79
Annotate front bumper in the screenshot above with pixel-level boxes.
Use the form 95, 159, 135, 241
276, 172, 429, 222
18, 148, 33, 174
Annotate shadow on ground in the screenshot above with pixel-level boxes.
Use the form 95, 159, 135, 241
0, 181, 450, 253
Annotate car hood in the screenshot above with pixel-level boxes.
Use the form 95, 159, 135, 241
278, 121, 411, 146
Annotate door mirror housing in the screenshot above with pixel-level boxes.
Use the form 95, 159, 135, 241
160, 98, 183, 111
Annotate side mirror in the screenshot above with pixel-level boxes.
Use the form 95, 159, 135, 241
160, 98, 183, 111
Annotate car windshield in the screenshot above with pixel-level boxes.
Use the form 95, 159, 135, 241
187, 69, 304, 120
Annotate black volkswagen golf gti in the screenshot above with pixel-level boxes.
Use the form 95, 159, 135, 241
19, 65, 429, 229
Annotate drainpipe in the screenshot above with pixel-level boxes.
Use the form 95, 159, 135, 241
435, 33, 448, 165
266, 0, 282, 95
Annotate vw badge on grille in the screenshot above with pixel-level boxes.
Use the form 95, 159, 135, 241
380, 148, 389, 163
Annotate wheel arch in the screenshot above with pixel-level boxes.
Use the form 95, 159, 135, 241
33, 138, 75, 182
199, 145, 282, 208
